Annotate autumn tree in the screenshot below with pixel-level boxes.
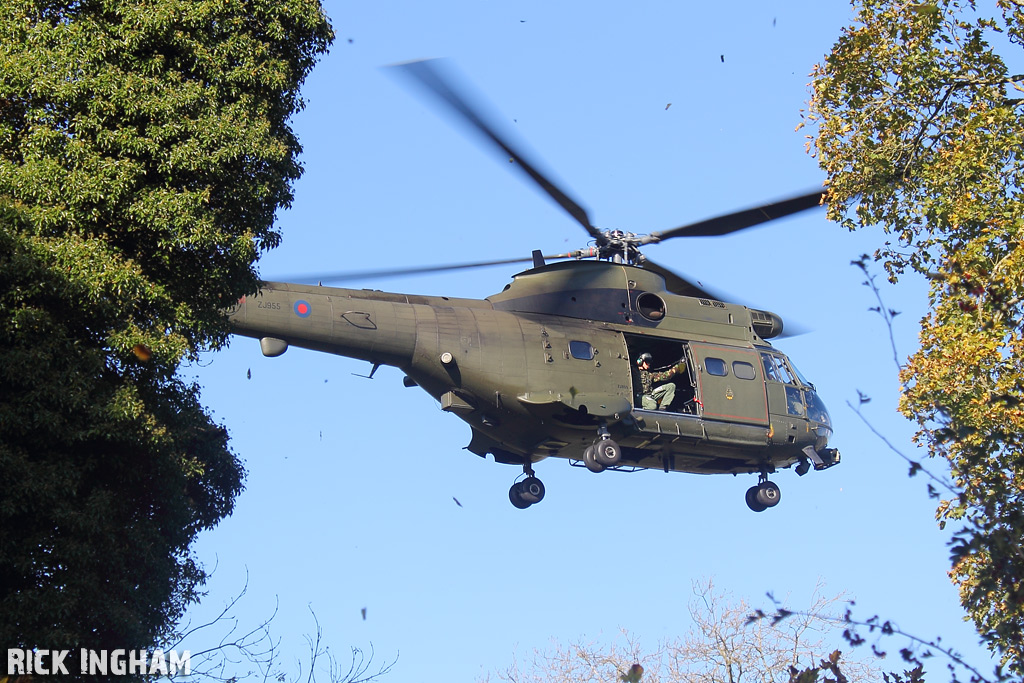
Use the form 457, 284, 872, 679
806, 0, 1024, 675
0, 0, 331, 659
484, 580, 877, 683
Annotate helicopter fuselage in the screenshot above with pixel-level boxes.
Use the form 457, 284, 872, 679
228, 260, 839, 485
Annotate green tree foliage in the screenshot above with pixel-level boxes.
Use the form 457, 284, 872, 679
0, 0, 331, 654
806, 0, 1024, 674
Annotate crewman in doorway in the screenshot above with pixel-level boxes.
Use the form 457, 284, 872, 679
636, 352, 687, 411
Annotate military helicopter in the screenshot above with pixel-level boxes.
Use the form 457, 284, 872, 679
228, 59, 840, 512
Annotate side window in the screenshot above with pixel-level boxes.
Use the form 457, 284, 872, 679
705, 357, 728, 376
568, 340, 594, 360
732, 361, 756, 380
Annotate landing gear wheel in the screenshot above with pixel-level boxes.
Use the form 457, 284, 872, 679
583, 445, 605, 473
509, 476, 546, 509
594, 439, 621, 467
518, 476, 546, 504
755, 480, 781, 508
509, 483, 531, 509
745, 486, 768, 513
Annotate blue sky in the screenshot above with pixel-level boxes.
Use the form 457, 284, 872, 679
182, 1, 997, 680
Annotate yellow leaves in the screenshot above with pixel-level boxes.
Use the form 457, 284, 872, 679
888, 180, 1024, 665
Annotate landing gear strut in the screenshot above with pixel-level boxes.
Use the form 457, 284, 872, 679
509, 461, 546, 509
745, 474, 781, 512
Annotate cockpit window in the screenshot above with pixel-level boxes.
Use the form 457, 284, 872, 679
761, 353, 795, 384
787, 358, 814, 388
806, 390, 831, 425
785, 386, 805, 416
757, 347, 831, 424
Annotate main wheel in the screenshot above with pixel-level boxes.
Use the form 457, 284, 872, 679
509, 483, 531, 509
594, 439, 621, 467
755, 480, 781, 508
583, 445, 605, 473
745, 485, 768, 512
518, 476, 546, 504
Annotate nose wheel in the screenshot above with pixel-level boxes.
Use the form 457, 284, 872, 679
745, 479, 781, 512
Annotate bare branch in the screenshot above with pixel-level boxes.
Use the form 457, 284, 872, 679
167, 578, 396, 683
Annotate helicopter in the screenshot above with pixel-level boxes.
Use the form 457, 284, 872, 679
227, 59, 840, 512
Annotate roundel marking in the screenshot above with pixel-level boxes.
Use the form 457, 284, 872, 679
294, 300, 312, 318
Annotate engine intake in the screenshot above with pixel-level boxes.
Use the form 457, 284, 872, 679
750, 309, 784, 339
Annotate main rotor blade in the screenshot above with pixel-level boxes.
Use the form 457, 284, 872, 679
776, 320, 811, 338
390, 59, 605, 245
641, 258, 811, 336
647, 190, 825, 242
274, 253, 576, 285
640, 258, 725, 301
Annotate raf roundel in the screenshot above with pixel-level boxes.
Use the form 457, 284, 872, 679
293, 300, 312, 318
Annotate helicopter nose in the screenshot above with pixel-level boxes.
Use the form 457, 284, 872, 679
814, 425, 831, 452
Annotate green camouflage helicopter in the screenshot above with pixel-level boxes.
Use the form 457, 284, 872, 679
228, 60, 839, 512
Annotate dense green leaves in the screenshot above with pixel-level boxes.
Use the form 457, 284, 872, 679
0, 0, 331, 656
808, 0, 1024, 675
